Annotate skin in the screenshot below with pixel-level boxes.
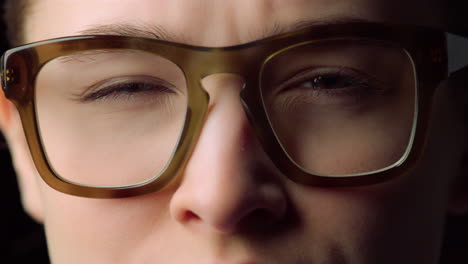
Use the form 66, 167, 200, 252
0, 0, 467, 263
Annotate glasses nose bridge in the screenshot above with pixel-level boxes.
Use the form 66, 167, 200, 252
196, 48, 261, 81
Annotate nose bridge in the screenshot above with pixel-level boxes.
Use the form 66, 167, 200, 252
169, 67, 287, 232
198, 52, 249, 104
167, 44, 289, 233
200, 73, 246, 100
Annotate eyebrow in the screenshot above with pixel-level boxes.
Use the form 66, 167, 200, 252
78, 22, 184, 42
59, 16, 373, 63
254, 17, 374, 40
77, 16, 374, 44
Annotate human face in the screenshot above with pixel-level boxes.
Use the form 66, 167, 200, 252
3, 0, 466, 263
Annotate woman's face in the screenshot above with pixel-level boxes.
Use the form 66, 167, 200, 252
4, 0, 466, 263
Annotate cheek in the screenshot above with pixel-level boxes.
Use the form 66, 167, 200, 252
291, 168, 449, 263
41, 184, 174, 262
286, 83, 462, 262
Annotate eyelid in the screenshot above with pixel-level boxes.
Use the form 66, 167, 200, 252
275, 67, 386, 94
74, 75, 177, 102
274, 67, 353, 93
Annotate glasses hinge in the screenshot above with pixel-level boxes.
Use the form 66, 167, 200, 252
3, 68, 17, 83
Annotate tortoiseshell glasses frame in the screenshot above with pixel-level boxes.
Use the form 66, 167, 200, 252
1, 22, 447, 198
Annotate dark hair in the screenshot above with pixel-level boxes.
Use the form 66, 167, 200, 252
3, 0, 29, 46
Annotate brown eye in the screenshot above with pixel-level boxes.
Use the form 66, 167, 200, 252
300, 74, 364, 90
281, 67, 380, 97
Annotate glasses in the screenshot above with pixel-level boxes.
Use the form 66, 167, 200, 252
1, 22, 447, 198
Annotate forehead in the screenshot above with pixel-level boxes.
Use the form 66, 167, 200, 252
25, 0, 446, 46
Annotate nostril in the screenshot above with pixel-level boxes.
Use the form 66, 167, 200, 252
237, 208, 280, 233
248, 209, 272, 222
182, 210, 201, 222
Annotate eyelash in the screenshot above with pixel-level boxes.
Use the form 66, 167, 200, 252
77, 76, 177, 103
279, 67, 384, 97
269, 67, 390, 111
74, 68, 384, 107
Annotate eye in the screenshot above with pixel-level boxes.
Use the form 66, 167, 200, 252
267, 67, 392, 110
283, 67, 377, 95
300, 73, 367, 91
78, 75, 178, 103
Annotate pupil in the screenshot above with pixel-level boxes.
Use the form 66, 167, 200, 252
314, 75, 337, 89
313, 75, 353, 90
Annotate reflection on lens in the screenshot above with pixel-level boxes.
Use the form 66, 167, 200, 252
35, 50, 187, 187
260, 40, 416, 176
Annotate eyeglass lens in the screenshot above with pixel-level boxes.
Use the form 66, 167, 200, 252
260, 39, 416, 176
34, 38, 417, 187
35, 51, 188, 187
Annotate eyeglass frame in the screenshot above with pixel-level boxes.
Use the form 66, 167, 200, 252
0, 21, 448, 198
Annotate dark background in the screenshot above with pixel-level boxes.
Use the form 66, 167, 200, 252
1, 1, 467, 264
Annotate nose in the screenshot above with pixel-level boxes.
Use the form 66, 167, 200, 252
169, 74, 287, 234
